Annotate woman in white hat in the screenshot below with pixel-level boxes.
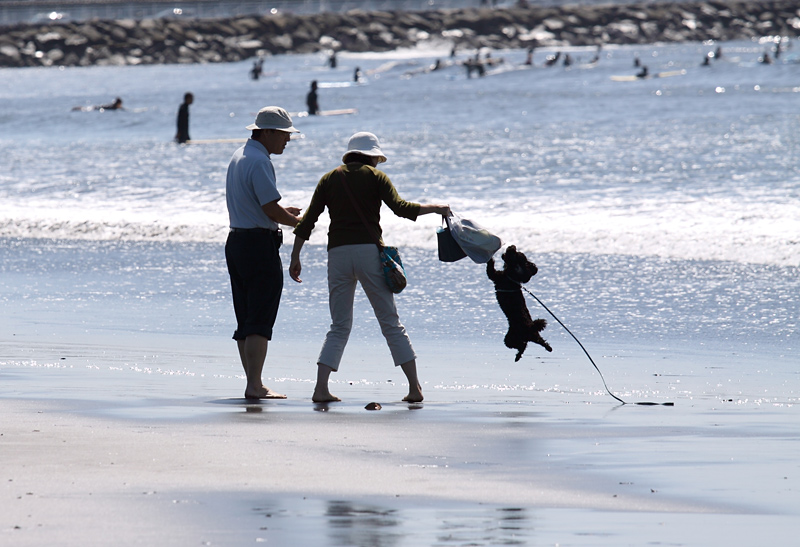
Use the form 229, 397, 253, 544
290, 132, 449, 403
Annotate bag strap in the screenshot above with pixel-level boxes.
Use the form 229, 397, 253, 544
337, 166, 382, 249
443, 212, 454, 231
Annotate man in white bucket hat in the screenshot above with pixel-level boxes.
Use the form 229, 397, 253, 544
290, 131, 449, 403
224, 106, 302, 399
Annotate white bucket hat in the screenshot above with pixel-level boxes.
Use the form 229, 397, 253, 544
246, 106, 300, 133
342, 132, 387, 163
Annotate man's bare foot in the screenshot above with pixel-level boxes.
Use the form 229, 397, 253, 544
244, 386, 287, 399
402, 386, 423, 403
312, 389, 341, 403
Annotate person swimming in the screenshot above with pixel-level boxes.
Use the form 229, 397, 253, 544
544, 52, 561, 67
99, 97, 123, 110
71, 97, 123, 112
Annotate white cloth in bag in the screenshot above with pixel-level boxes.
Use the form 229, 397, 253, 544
447, 212, 502, 263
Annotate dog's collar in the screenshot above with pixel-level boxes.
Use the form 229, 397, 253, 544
495, 275, 523, 293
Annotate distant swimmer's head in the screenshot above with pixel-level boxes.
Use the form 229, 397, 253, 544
342, 132, 387, 165
246, 106, 300, 134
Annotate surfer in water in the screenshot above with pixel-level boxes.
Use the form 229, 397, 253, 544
524, 47, 534, 66
175, 92, 193, 144
636, 65, 649, 79
103, 98, 124, 110
72, 97, 123, 112
306, 80, 319, 115
249, 58, 263, 80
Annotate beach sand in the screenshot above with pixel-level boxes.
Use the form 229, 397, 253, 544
3, 325, 798, 545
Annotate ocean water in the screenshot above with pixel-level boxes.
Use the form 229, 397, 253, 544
1, 38, 798, 402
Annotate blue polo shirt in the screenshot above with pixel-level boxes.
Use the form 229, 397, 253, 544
226, 139, 282, 230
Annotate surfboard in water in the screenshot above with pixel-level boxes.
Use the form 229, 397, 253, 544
610, 69, 687, 81
292, 108, 358, 118
185, 138, 247, 144
317, 81, 367, 88
484, 63, 534, 77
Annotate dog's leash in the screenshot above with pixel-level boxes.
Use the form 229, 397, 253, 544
520, 286, 674, 407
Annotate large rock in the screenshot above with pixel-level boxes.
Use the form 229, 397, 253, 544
1, 0, 799, 68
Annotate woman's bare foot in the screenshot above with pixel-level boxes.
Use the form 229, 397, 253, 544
312, 364, 340, 402
399, 361, 423, 403
245, 385, 287, 399
312, 389, 341, 403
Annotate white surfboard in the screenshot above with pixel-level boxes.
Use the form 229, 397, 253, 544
185, 138, 246, 144
317, 81, 367, 88
292, 108, 358, 118
611, 69, 687, 81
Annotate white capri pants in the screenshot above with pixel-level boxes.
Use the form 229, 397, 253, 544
318, 244, 416, 371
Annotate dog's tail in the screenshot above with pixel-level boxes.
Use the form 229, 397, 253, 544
532, 318, 547, 331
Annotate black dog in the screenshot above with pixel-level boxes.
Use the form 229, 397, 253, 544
487, 245, 553, 361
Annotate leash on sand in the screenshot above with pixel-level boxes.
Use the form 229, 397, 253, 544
521, 286, 673, 406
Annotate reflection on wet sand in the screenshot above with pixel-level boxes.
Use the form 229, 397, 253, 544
326, 501, 402, 547
244, 404, 264, 413
437, 506, 531, 545
253, 498, 534, 545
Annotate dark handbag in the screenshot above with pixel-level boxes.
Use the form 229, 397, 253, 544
337, 167, 407, 294
378, 245, 407, 294
436, 216, 467, 262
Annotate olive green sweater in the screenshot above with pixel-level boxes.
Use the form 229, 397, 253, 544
293, 163, 420, 249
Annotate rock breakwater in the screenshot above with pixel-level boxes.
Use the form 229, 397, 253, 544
1, 1, 799, 68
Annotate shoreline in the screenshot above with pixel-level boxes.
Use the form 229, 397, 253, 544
2, 0, 799, 68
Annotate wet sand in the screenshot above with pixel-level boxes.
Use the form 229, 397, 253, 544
2, 325, 798, 546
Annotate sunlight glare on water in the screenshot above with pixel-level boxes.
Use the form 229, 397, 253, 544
1, 39, 799, 267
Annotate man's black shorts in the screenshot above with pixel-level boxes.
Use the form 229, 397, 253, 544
225, 229, 283, 340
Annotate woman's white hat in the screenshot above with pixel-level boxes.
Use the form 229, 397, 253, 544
246, 106, 300, 133
342, 132, 387, 163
